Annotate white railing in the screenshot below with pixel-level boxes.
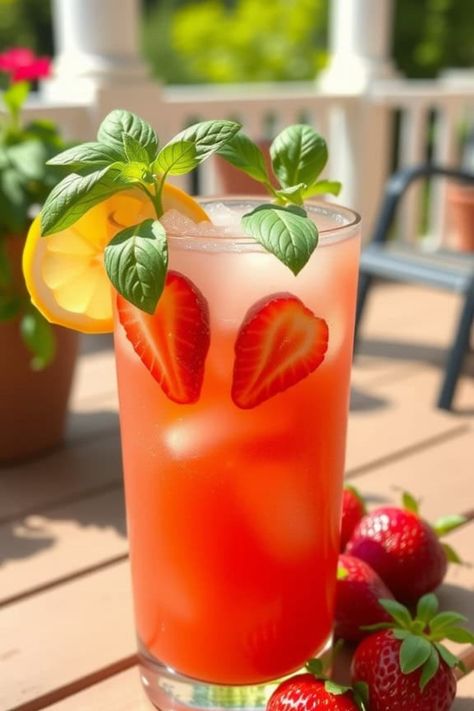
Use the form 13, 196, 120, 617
20, 77, 474, 244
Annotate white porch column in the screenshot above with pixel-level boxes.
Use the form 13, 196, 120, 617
319, 0, 397, 236
320, 0, 396, 92
44, 0, 149, 101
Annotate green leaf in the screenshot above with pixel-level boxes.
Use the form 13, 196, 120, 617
416, 594, 439, 624
430, 611, 468, 635
361, 622, 393, 632
123, 134, 150, 164
40, 168, 129, 236
353, 681, 369, 710
47, 142, 123, 170
20, 308, 56, 370
419, 646, 440, 691
3, 81, 29, 119
337, 564, 349, 580
104, 219, 168, 314
270, 124, 328, 189
216, 132, 270, 184
275, 183, 306, 205
434, 515, 467, 536
442, 542, 463, 564
304, 180, 342, 198
113, 161, 150, 184
305, 658, 324, 677
399, 635, 432, 674
97, 109, 158, 162
7, 140, 49, 181
379, 599, 413, 628
434, 642, 460, 669
153, 139, 199, 176
442, 627, 474, 644
166, 119, 241, 164
324, 680, 352, 696
241, 204, 318, 275
393, 629, 411, 640
402, 491, 420, 514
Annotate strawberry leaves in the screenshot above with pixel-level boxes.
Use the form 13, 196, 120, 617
367, 593, 474, 691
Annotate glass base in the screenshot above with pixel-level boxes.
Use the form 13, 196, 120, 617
138, 636, 333, 711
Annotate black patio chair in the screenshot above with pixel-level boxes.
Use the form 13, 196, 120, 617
354, 164, 474, 410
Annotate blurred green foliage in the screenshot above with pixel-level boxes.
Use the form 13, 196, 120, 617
152, 0, 328, 83
0, 0, 473, 84
0, 0, 52, 56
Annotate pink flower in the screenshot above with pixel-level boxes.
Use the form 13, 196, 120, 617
0, 48, 51, 82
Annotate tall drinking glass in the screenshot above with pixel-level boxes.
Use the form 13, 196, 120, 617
113, 199, 361, 710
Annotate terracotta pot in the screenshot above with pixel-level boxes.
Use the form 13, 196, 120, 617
214, 139, 276, 195
446, 182, 474, 252
0, 234, 79, 463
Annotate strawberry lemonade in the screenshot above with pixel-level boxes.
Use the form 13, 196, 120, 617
23, 111, 360, 709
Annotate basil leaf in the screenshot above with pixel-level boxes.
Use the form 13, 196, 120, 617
164, 119, 241, 164
241, 204, 318, 275
113, 161, 149, 183
304, 180, 342, 198
123, 134, 150, 164
216, 132, 270, 184
20, 308, 56, 370
275, 183, 306, 205
98, 109, 158, 162
399, 635, 432, 674
47, 142, 123, 170
153, 140, 198, 176
104, 219, 168, 314
271, 124, 328, 188
41, 168, 129, 236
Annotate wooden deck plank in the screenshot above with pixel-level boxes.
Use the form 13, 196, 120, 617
0, 561, 135, 711
2, 522, 472, 711
0, 426, 121, 523
0, 489, 127, 606
345, 429, 474, 520
346, 368, 471, 475
43, 668, 151, 710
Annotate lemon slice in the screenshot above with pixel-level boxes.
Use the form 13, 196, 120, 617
23, 184, 209, 334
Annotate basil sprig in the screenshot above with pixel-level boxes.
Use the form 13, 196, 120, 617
42, 111, 342, 313
217, 124, 341, 275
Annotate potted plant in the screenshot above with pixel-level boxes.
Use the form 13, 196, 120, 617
0, 48, 78, 463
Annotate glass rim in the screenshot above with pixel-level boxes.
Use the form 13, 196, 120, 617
165, 197, 361, 248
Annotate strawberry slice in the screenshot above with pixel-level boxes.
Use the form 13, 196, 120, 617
232, 294, 329, 409
117, 271, 210, 404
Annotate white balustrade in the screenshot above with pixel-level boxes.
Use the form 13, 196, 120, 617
2, 0, 472, 245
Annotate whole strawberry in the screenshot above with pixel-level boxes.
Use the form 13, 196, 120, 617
351, 593, 474, 711
268, 661, 367, 711
340, 486, 366, 551
335, 554, 394, 642
346, 492, 465, 603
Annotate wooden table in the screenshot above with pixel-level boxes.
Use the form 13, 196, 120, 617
1, 283, 473, 711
